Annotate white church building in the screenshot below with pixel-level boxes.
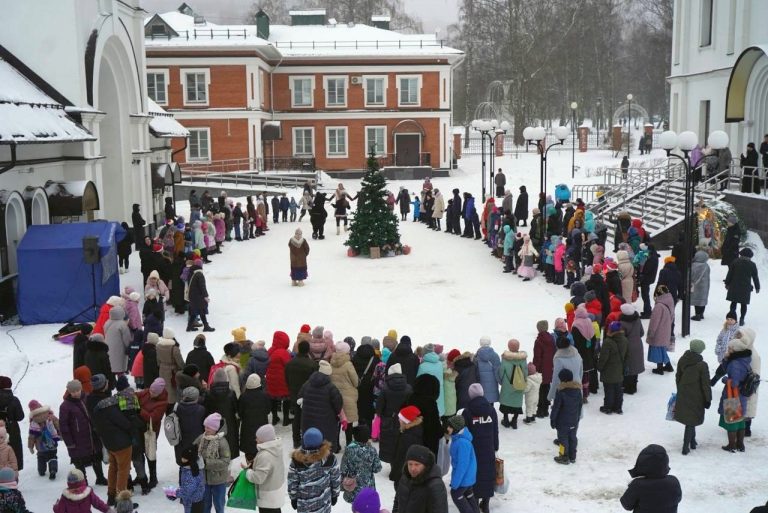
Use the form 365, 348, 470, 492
669, 0, 767, 154
0, 0, 187, 312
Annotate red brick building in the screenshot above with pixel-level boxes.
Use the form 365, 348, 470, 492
144, 8, 463, 173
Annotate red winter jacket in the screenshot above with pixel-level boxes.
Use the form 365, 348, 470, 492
137, 388, 168, 433
265, 331, 292, 398
92, 304, 112, 335
532, 331, 556, 384
605, 294, 624, 328
585, 299, 603, 322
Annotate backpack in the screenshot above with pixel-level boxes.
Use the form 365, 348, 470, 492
511, 365, 526, 391
164, 404, 181, 446
207, 361, 229, 386
740, 370, 761, 397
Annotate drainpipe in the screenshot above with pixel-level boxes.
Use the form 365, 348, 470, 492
0, 142, 18, 175
171, 138, 188, 214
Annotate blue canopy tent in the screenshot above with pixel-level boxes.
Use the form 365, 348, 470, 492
17, 221, 126, 324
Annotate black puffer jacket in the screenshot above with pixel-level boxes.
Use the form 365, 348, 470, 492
376, 373, 412, 463
453, 353, 478, 410
393, 446, 449, 513
238, 386, 270, 456
620, 444, 682, 513
185, 347, 215, 385
404, 375, 441, 457
204, 381, 239, 458
284, 354, 318, 403
173, 399, 206, 464
298, 371, 343, 446
0, 389, 25, 470
351, 345, 379, 426
91, 395, 132, 452
386, 342, 420, 386
83, 339, 115, 390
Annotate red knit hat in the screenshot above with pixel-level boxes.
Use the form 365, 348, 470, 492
398, 405, 421, 424
300, 324, 311, 334
447, 349, 461, 363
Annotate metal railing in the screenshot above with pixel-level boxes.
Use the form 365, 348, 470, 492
263, 156, 316, 172
273, 39, 448, 50
181, 157, 317, 175
640, 169, 725, 230
182, 168, 318, 189
376, 152, 432, 167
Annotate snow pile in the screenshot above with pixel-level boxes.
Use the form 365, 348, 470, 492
147, 98, 189, 138
0, 59, 94, 144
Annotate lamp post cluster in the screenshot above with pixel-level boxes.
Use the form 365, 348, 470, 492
659, 128, 729, 337
523, 125, 570, 199
570, 102, 578, 179
471, 119, 511, 202
626, 93, 633, 158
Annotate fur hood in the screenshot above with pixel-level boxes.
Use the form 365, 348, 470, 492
158, 336, 177, 347
502, 350, 528, 361
557, 380, 582, 391
292, 440, 332, 466
330, 352, 351, 368
554, 346, 579, 359
62, 486, 93, 501
527, 372, 542, 386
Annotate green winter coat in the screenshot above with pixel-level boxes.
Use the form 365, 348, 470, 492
498, 351, 528, 409
596, 332, 628, 384
674, 350, 712, 427
443, 367, 457, 417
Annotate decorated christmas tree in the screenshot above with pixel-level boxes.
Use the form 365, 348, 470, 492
345, 150, 401, 255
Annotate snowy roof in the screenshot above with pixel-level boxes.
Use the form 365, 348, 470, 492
145, 12, 277, 54
289, 9, 327, 16
267, 23, 462, 58
147, 98, 189, 138
0, 58, 94, 145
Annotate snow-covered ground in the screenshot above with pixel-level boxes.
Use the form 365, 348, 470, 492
3, 148, 767, 512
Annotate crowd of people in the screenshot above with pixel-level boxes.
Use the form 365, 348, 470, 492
0, 172, 765, 513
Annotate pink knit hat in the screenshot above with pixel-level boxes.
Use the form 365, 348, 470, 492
203, 413, 222, 431
149, 378, 166, 397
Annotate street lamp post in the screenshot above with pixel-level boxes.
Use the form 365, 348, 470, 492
472, 119, 510, 202
524, 125, 569, 199
596, 97, 602, 147
659, 129, 729, 338
626, 93, 633, 158
570, 101, 578, 178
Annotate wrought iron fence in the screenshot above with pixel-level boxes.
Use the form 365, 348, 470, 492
376, 152, 432, 167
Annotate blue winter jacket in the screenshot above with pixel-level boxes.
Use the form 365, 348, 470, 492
464, 198, 475, 221
411, 199, 421, 218
718, 352, 752, 415
417, 352, 445, 416
449, 429, 477, 490
475, 346, 501, 403
584, 211, 595, 233
503, 226, 514, 256
550, 381, 583, 429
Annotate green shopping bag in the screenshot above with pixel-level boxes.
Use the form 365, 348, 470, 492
227, 469, 258, 510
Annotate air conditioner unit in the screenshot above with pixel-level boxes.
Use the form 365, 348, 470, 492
351, 76, 362, 85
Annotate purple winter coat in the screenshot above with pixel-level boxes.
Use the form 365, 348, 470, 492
123, 298, 142, 331
717, 351, 752, 416
646, 293, 674, 347
53, 486, 111, 513
59, 395, 97, 460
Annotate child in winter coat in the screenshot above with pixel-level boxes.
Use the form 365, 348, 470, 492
523, 363, 542, 424
517, 234, 539, 281
53, 468, 111, 513
550, 368, 583, 464
245, 424, 286, 511
289, 197, 298, 222
0, 428, 18, 477
554, 237, 566, 285
352, 487, 390, 513
288, 428, 341, 513
715, 311, 740, 364
410, 195, 421, 222
502, 226, 515, 273
340, 425, 382, 504
445, 415, 480, 513
177, 445, 204, 513
27, 399, 60, 479
0, 467, 29, 513
114, 490, 135, 513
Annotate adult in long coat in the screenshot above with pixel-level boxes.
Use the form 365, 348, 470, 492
59, 384, 104, 483
205, 376, 240, 458
674, 340, 711, 454
475, 338, 501, 403
0, 378, 24, 471
385, 337, 420, 386
638, 244, 660, 317
299, 365, 344, 449
548, 339, 584, 402
351, 344, 379, 427
103, 306, 131, 376
156, 329, 185, 404
187, 266, 213, 331
646, 289, 675, 372
690, 250, 710, 320
186, 337, 215, 386
714, 337, 752, 451
396, 187, 411, 220
284, 342, 318, 448
619, 304, 645, 394
571, 306, 596, 396
142, 334, 160, 389
533, 321, 556, 416
174, 387, 206, 464
498, 341, 528, 427
720, 218, 741, 267
330, 343, 359, 447
452, 352, 478, 411
657, 260, 682, 303
501, 190, 513, 216
131, 203, 146, 250
238, 374, 270, 459
416, 348, 445, 416
597, 325, 629, 414
725, 248, 760, 324
376, 367, 412, 463
462, 384, 499, 507
289, 229, 310, 284
736, 328, 761, 434
494, 169, 506, 198
266, 331, 292, 425
616, 250, 635, 302
514, 186, 529, 226
83, 335, 115, 391
404, 375, 441, 457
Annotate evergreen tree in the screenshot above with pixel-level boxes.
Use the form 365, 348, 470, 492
345, 151, 401, 255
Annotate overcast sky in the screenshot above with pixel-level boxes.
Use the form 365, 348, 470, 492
141, 0, 460, 34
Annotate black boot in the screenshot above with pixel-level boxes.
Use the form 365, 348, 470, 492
479, 498, 490, 513
282, 400, 293, 427
745, 419, 752, 437
736, 429, 746, 452
682, 426, 693, 455
148, 460, 158, 489
663, 362, 674, 372
722, 431, 737, 453
139, 477, 151, 495
93, 459, 107, 486
501, 414, 510, 428
108, 494, 116, 506
511, 414, 518, 430
271, 400, 280, 425
652, 363, 664, 375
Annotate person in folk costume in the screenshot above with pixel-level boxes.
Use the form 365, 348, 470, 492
289, 228, 310, 286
